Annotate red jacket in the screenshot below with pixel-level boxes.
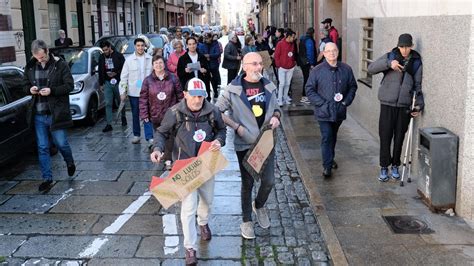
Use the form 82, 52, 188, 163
329, 26, 339, 44
139, 71, 183, 128
167, 50, 185, 74
274, 39, 296, 69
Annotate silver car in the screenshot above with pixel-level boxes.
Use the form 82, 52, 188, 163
50, 47, 105, 125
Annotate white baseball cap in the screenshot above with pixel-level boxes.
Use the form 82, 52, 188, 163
186, 78, 208, 97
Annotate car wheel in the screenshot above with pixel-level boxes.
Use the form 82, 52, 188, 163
85, 97, 98, 126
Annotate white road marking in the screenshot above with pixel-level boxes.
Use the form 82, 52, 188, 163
78, 191, 152, 258
162, 214, 179, 254
78, 237, 109, 258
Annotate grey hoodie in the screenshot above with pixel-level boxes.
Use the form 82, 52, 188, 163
215, 74, 281, 151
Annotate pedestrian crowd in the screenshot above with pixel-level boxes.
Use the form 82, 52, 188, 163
23, 18, 424, 265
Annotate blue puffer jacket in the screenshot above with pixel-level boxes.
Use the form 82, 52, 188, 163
197, 40, 222, 70
305, 61, 358, 122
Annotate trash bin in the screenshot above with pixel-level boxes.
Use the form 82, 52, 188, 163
417, 127, 458, 212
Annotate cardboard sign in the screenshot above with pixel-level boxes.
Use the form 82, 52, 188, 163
149, 141, 228, 209
243, 125, 276, 180
257, 51, 272, 70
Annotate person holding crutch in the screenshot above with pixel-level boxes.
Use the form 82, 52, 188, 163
367, 33, 425, 182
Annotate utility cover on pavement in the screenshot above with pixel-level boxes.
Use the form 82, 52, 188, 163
383, 215, 434, 234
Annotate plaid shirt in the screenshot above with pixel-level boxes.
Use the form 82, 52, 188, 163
34, 60, 53, 114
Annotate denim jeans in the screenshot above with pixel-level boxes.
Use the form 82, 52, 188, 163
236, 149, 275, 222
104, 80, 125, 125
34, 114, 74, 180
277, 66, 295, 103
129, 96, 153, 140
318, 120, 343, 169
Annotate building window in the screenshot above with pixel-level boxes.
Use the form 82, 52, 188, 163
358, 18, 373, 88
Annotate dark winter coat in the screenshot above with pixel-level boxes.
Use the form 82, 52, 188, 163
177, 52, 210, 89
222, 41, 241, 70
367, 48, 424, 110
298, 35, 317, 66
139, 71, 183, 128
98, 50, 125, 86
23, 53, 74, 130
153, 100, 227, 160
197, 40, 222, 70
305, 61, 358, 122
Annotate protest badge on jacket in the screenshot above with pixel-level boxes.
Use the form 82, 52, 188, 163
149, 141, 229, 209
243, 124, 276, 180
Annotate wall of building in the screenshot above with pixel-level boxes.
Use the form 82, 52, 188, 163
345, 0, 474, 222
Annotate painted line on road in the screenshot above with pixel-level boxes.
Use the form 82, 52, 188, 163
163, 213, 179, 255
78, 191, 151, 258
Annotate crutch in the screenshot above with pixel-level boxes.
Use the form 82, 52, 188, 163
400, 92, 417, 187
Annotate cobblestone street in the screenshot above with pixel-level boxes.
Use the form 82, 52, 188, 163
0, 117, 330, 265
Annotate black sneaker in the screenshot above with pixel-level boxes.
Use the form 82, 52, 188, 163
323, 168, 332, 178
102, 124, 113, 132
38, 180, 53, 192
121, 116, 127, 126
332, 160, 338, 169
67, 163, 76, 177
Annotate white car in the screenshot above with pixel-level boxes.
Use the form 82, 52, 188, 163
50, 46, 106, 125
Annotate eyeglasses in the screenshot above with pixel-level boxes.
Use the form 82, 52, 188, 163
244, 62, 264, 67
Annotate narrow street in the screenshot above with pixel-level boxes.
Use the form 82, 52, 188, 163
0, 37, 330, 265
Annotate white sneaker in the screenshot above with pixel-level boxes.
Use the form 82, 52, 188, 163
285, 97, 293, 103
277, 100, 283, 107
131, 136, 140, 144
240, 221, 255, 239
300, 97, 310, 104
252, 201, 270, 229
148, 139, 154, 144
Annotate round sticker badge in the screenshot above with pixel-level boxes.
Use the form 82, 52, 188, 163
334, 93, 343, 102
110, 78, 117, 85
193, 129, 206, 143
287, 51, 293, 57
252, 105, 263, 117
157, 92, 167, 100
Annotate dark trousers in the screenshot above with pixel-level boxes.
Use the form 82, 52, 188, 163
227, 69, 239, 85
301, 64, 311, 97
209, 68, 221, 98
236, 149, 275, 222
379, 104, 411, 167
318, 120, 343, 169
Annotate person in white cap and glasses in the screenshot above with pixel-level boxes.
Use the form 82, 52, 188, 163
150, 77, 226, 266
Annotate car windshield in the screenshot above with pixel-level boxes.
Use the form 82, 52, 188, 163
146, 36, 163, 48
53, 49, 89, 74
122, 38, 136, 54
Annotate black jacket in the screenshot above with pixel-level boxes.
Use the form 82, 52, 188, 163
98, 50, 125, 86
177, 52, 209, 89
23, 53, 74, 130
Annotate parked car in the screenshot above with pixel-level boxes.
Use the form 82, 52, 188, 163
211, 26, 222, 38
145, 33, 167, 49
181, 26, 193, 36
159, 27, 169, 35
95, 34, 166, 58
193, 26, 203, 36
49, 46, 105, 125
235, 27, 245, 36
0, 65, 34, 165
